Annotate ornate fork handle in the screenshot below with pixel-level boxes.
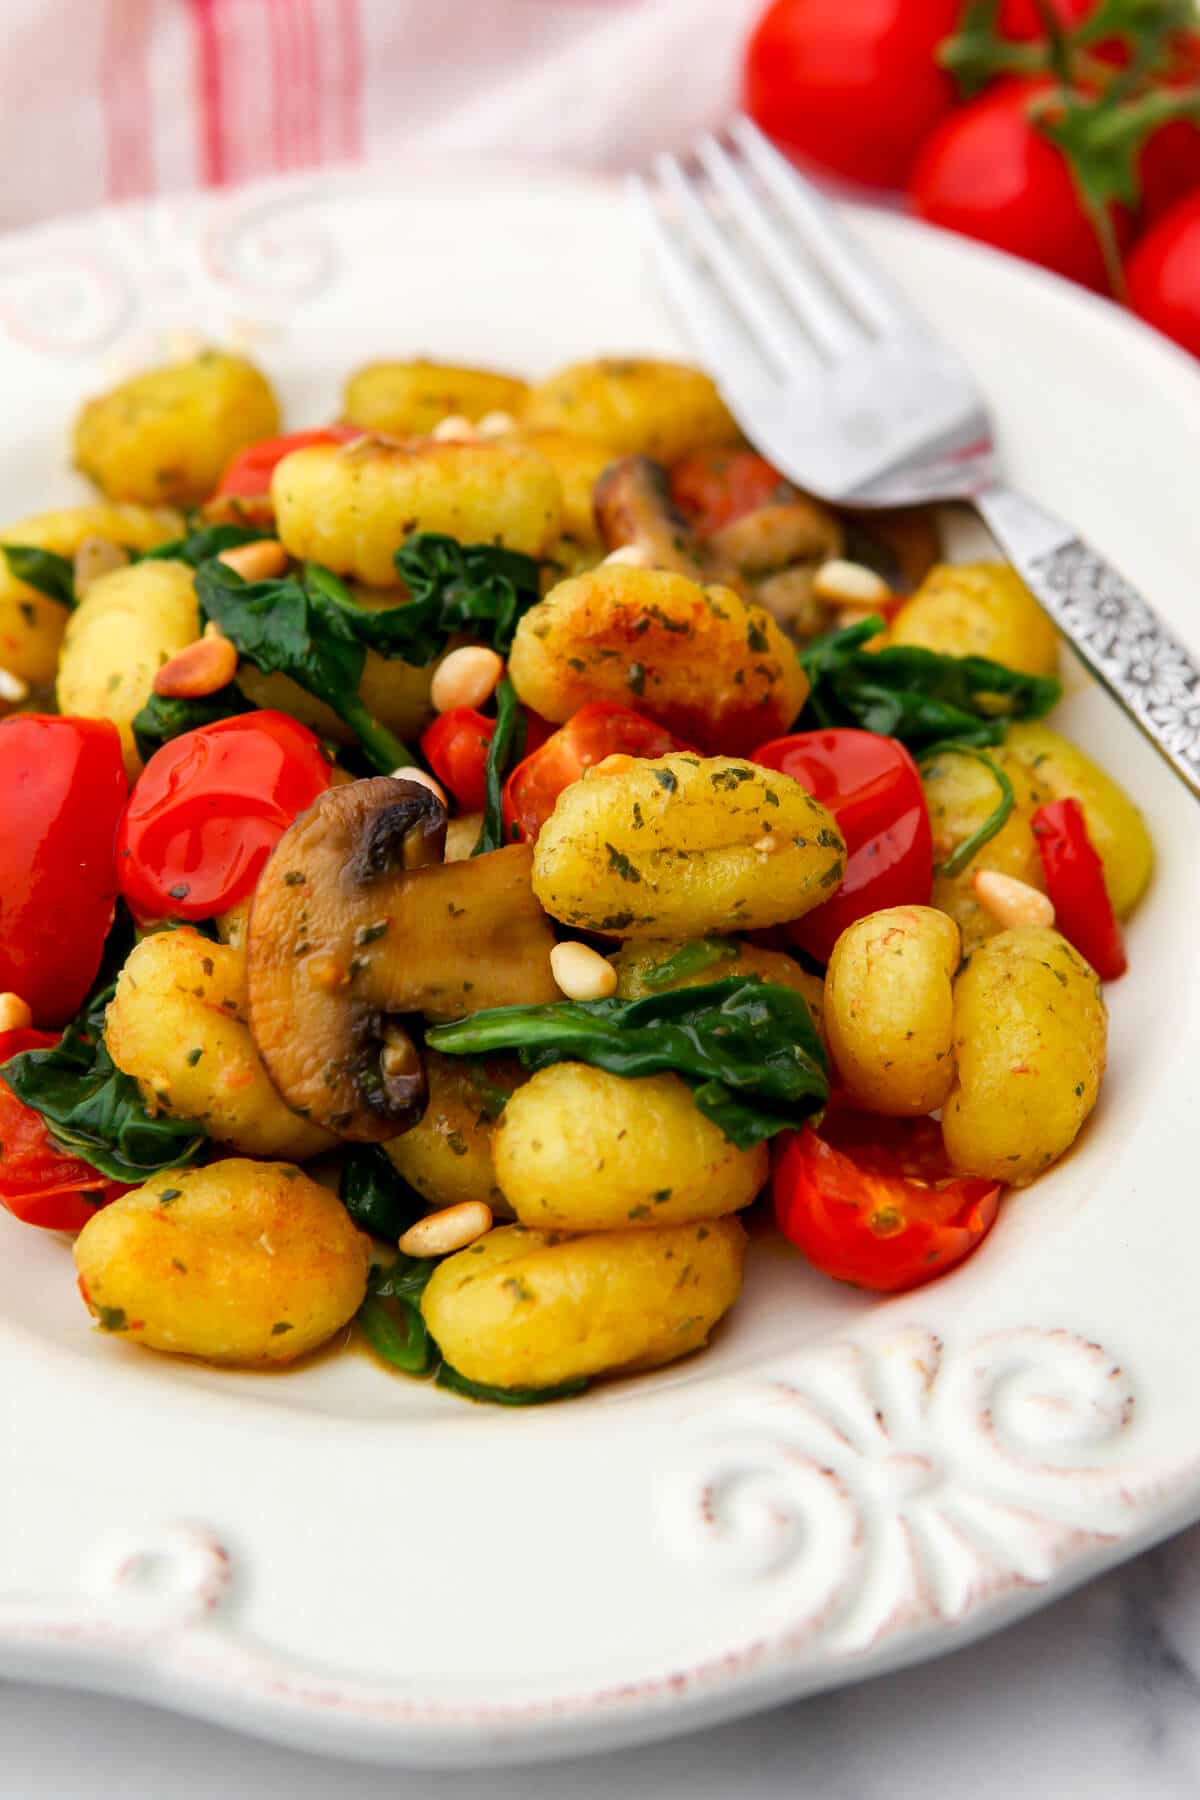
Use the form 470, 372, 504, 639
978, 484, 1200, 798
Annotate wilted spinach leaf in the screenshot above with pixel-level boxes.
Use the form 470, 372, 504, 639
131, 684, 256, 762
389, 533, 542, 660
1, 544, 75, 607
339, 1144, 425, 1241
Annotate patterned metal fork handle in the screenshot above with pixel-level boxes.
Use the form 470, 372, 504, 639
977, 484, 1200, 800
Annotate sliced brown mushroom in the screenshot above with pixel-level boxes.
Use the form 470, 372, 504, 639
593, 456, 737, 585
246, 777, 559, 1141
709, 495, 842, 576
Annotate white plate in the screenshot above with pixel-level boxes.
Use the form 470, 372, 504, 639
1, 162, 1199, 1770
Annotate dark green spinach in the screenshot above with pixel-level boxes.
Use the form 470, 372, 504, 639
0, 984, 206, 1182
390, 533, 542, 660
140, 521, 267, 567
131, 684, 256, 762
474, 676, 526, 855
339, 1145, 425, 1241
799, 617, 1061, 750
358, 1257, 438, 1374
918, 741, 1016, 878
1, 545, 75, 607
427, 976, 829, 1150
435, 1364, 590, 1406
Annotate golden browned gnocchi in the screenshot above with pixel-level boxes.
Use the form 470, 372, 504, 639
888, 562, 1059, 677
72, 351, 280, 506
384, 1050, 524, 1216
419, 1217, 746, 1389
522, 358, 740, 462
342, 361, 530, 435
493, 1064, 767, 1230
508, 564, 809, 753
942, 925, 1107, 1184
825, 906, 961, 1116
56, 558, 199, 775
1004, 722, 1153, 917
514, 429, 616, 546
272, 437, 562, 585
923, 744, 1051, 953
611, 936, 825, 1043
105, 930, 334, 1161
532, 751, 844, 937
74, 1159, 369, 1364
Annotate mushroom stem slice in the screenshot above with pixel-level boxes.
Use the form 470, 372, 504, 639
593, 455, 737, 586
246, 778, 558, 1142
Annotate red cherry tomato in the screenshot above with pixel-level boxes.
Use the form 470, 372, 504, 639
752, 729, 932, 964
116, 712, 332, 922
743, 0, 960, 190
773, 1108, 1001, 1292
421, 709, 495, 813
1031, 796, 1127, 980
0, 1029, 129, 1231
214, 426, 361, 499
0, 715, 126, 1027
502, 703, 692, 843
1128, 190, 1200, 360
668, 449, 792, 539
996, 0, 1097, 39
1138, 36, 1200, 226
909, 79, 1131, 293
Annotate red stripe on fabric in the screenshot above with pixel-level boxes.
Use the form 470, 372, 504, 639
102, 0, 157, 201
293, 0, 322, 166
332, 0, 364, 161
189, 0, 228, 185
267, 0, 289, 170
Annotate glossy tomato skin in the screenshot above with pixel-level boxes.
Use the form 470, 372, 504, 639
503, 703, 692, 843
752, 729, 932, 964
0, 715, 126, 1027
742, 0, 960, 190
1128, 190, 1200, 359
773, 1117, 1001, 1292
421, 709, 495, 813
996, 0, 1097, 38
1031, 797, 1127, 980
668, 449, 790, 538
1139, 37, 1200, 226
0, 1028, 129, 1230
909, 80, 1130, 292
116, 712, 332, 923
214, 425, 360, 499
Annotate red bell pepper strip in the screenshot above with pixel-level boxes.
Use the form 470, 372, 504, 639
1032, 797, 1127, 981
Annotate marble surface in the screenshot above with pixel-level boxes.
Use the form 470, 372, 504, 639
5, 1524, 1200, 1798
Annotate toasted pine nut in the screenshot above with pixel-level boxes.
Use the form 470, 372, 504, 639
972, 869, 1055, 931
475, 410, 518, 438
0, 665, 29, 705
444, 812, 483, 861
73, 535, 129, 597
217, 537, 288, 581
431, 413, 478, 443
0, 992, 32, 1032
550, 940, 618, 1002
591, 753, 636, 777
813, 559, 892, 606
431, 645, 504, 714
399, 1201, 493, 1258
388, 765, 448, 807
153, 632, 240, 699
603, 544, 651, 568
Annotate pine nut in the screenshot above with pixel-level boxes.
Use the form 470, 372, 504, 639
73, 535, 129, 597
812, 559, 892, 606
431, 646, 504, 714
431, 413, 478, 443
216, 537, 288, 581
398, 1201, 493, 1258
388, 765, 448, 807
591, 753, 636, 777
972, 869, 1055, 931
603, 544, 651, 567
550, 940, 618, 1002
0, 666, 29, 705
153, 631, 239, 699
475, 410, 517, 438
0, 992, 32, 1032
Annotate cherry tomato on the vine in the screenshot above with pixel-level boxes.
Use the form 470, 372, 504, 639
909, 79, 1131, 293
214, 426, 361, 500
0, 715, 126, 1027
1138, 35, 1200, 227
0, 1029, 129, 1231
1128, 189, 1200, 359
773, 1107, 1002, 1292
502, 703, 692, 843
996, 0, 1097, 40
116, 712, 332, 922
752, 729, 932, 965
742, 0, 961, 190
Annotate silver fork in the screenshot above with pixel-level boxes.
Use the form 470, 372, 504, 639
632, 116, 1200, 800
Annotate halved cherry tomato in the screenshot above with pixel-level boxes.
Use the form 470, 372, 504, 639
422, 709, 496, 813
1031, 796, 1127, 980
0, 715, 126, 1027
502, 703, 693, 843
668, 449, 791, 539
0, 1028, 129, 1231
1128, 189, 1200, 360
752, 729, 932, 964
742, 0, 960, 190
213, 426, 361, 500
116, 712, 332, 922
773, 1108, 1002, 1292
